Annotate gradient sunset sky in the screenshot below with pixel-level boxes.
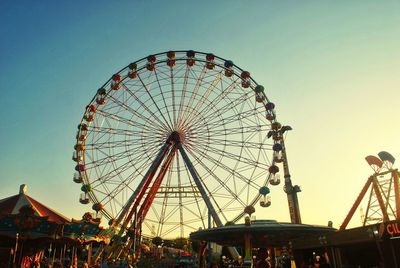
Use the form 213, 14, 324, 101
1, 1, 399, 234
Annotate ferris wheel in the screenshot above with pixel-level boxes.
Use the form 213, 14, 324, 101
72, 50, 300, 239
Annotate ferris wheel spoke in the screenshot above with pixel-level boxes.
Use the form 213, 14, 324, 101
193, 141, 269, 169
178, 66, 207, 128
189, 108, 250, 137
199, 131, 271, 163
201, 90, 251, 120
85, 143, 153, 171
206, 124, 266, 137
196, 128, 271, 147
107, 88, 169, 132
136, 73, 173, 130
99, 94, 147, 128
186, 145, 262, 190
176, 66, 192, 128
186, 150, 246, 209
170, 68, 178, 128
88, 156, 139, 185
92, 187, 125, 211
86, 139, 135, 152
179, 72, 223, 128
85, 136, 162, 153
195, 136, 269, 151
152, 69, 175, 129
89, 126, 145, 138
88, 154, 151, 182
204, 145, 263, 174
184, 77, 241, 128
116, 142, 172, 227
203, 105, 266, 131
97, 154, 154, 187
200, 94, 258, 129
189, 148, 250, 203
120, 82, 171, 131
88, 174, 136, 207
95, 109, 162, 135
86, 185, 118, 217
87, 152, 152, 194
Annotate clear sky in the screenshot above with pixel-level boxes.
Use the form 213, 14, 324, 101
1, 1, 399, 233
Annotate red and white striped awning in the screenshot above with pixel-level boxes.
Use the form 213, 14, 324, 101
0, 184, 70, 224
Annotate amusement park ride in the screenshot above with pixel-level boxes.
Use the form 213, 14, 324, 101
340, 151, 400, 230
71, 50, 302, 262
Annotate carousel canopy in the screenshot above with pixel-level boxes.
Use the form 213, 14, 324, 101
0, 184, 70, 224
0, 184, 106, 246
190, 220, 336, 248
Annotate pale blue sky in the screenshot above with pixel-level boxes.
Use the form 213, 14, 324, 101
1, 1, 399, 232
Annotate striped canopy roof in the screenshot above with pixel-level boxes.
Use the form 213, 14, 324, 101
0, 184, 70, 224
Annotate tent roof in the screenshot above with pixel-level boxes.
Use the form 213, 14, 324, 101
0, 184, 70, 224
190, 220, 336, 248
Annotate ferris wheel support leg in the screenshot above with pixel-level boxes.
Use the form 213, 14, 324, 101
178, 144, 240, 258
116, 143, 170, 226
104, 143, 170, 260
178, 144, 222, 226
136, 146, 177, 229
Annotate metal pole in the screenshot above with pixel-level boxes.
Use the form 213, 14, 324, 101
13, 232, 19, 265
132, 208, 137, 262
391, 241, 398, 268
208, 211, 212, 267
52, 247, 56, 266
87, 243, 92, 267
393, 170, 400, 219
330, 247, 337, 268
280, 137, 301, 224
18, 238, 25, 266
116, 143, 169, 225
139, 220, 143, 268
179, 143, 239, 259
178, 144, 222, 226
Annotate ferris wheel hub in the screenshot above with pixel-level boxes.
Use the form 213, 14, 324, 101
167, 131, 182, 144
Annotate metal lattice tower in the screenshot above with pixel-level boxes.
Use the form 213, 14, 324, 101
340, 151, 400, 230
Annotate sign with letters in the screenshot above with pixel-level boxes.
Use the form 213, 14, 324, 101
381, 220, 400, 240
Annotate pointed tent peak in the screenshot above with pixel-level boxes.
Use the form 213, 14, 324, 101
0, 185, 70, 224
19, 184, 27, 195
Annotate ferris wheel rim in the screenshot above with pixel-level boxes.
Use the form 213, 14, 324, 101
74, 50, 281, 237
